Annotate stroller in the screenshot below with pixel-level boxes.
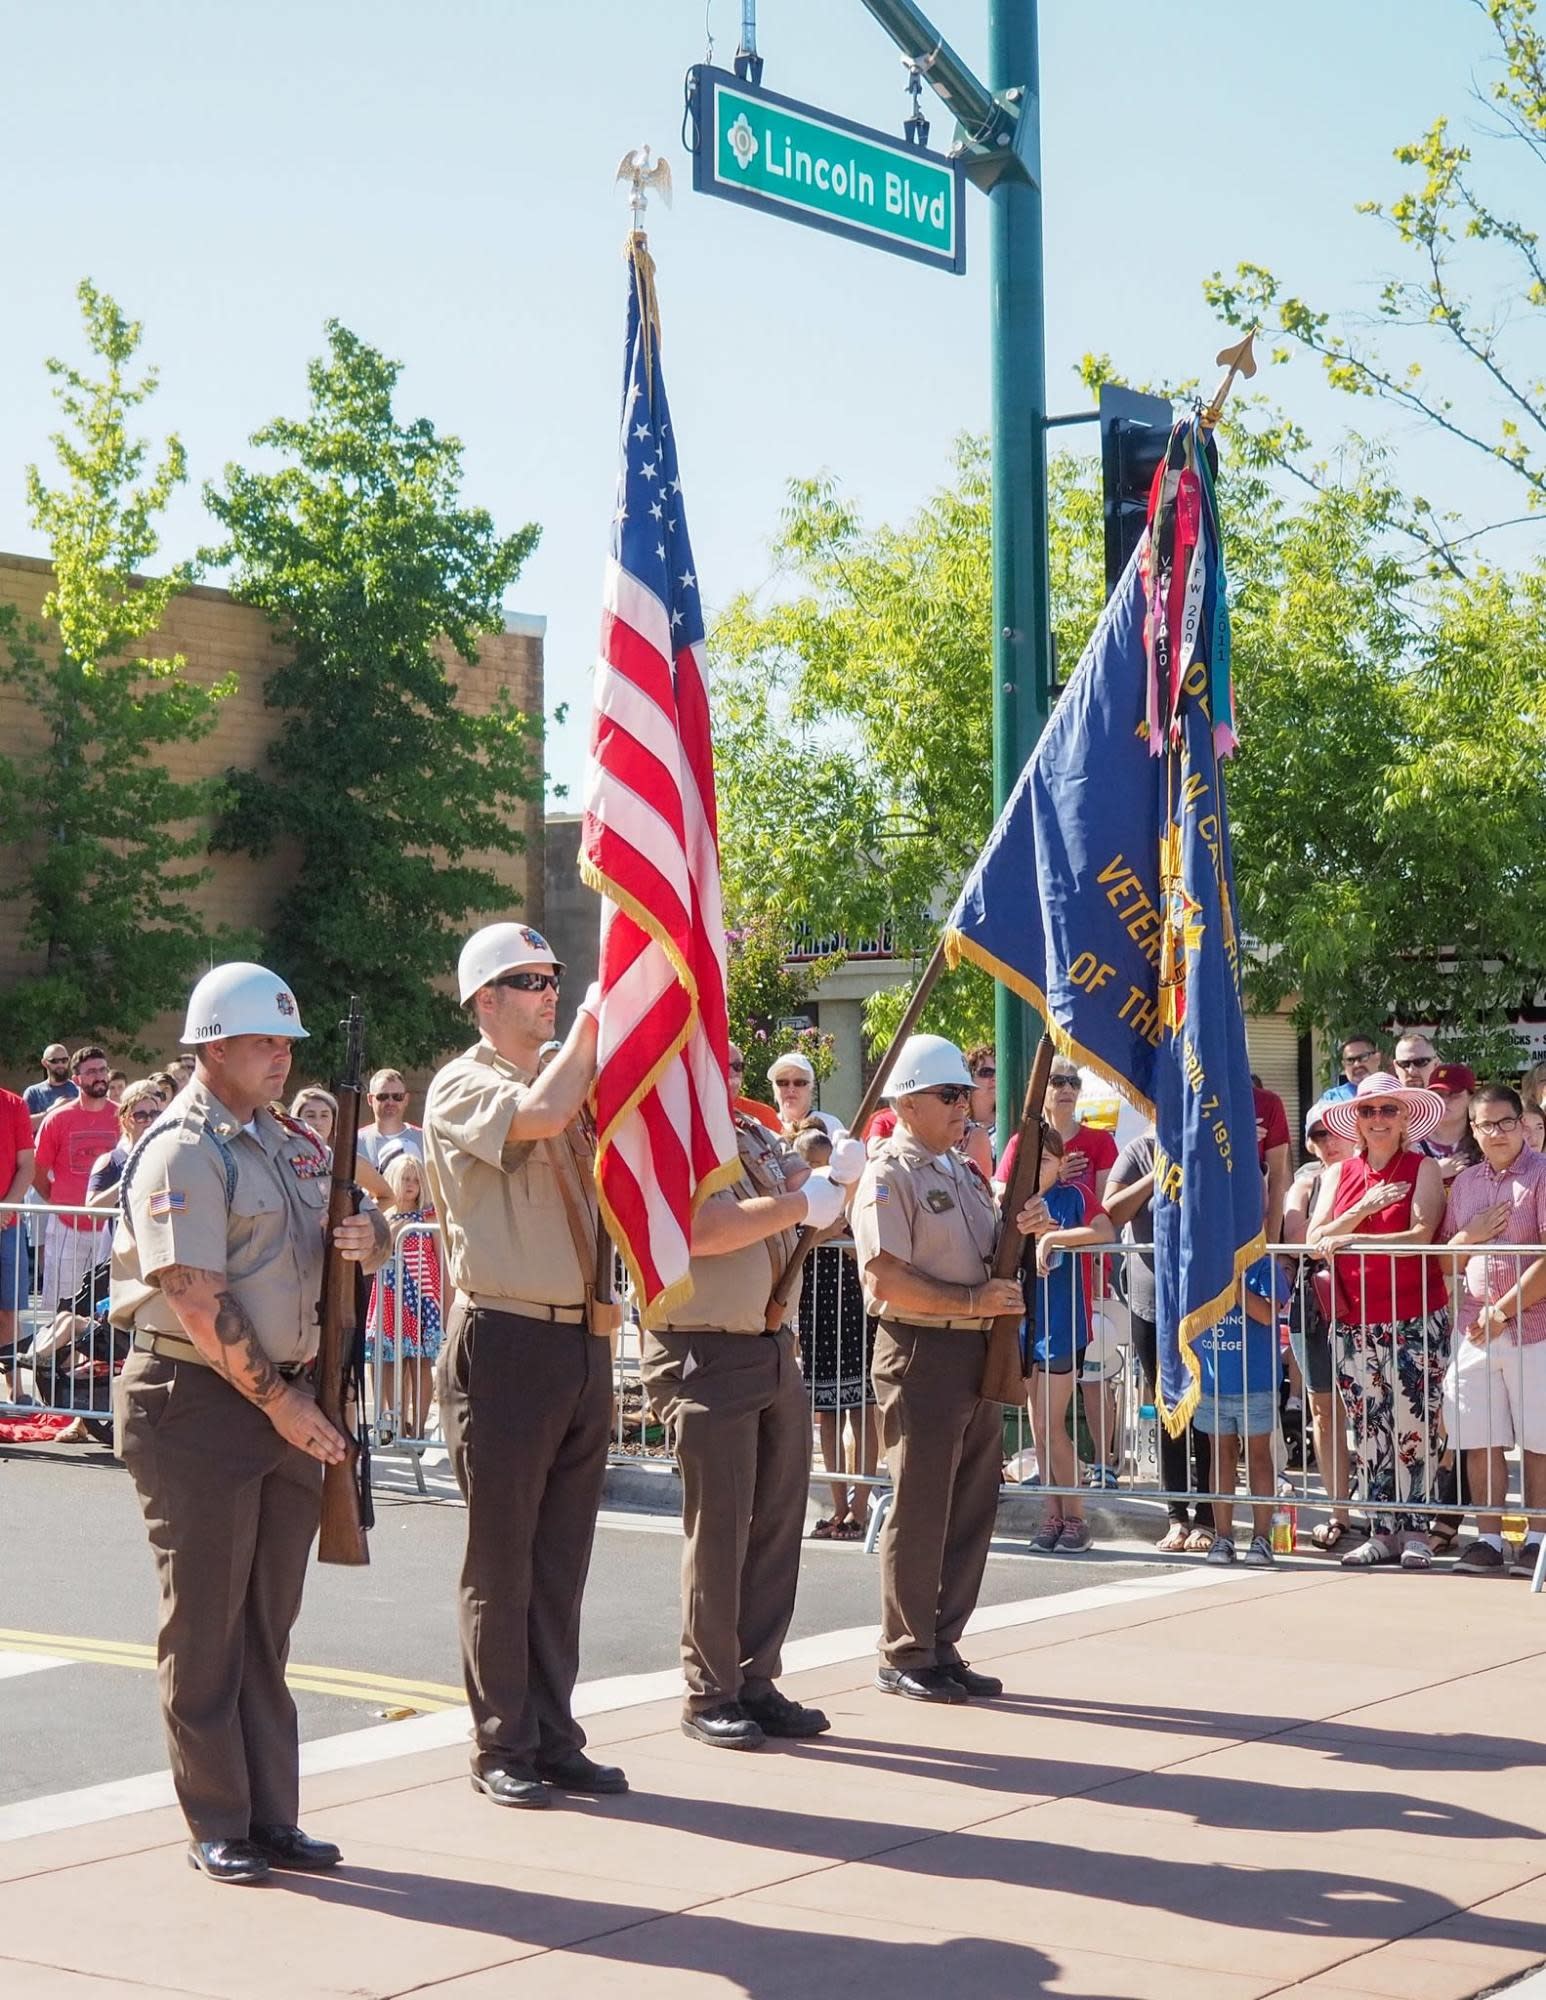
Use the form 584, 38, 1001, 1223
27, 1256, 128, 1444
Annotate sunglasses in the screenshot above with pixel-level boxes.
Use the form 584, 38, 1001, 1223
1343, 1051, 1378, 1066
1395, 1057, 1435, 1071
1050, 1073, 1081, 1088
492, 971, 561, 994
127, 1105, 159, 1125
772, 1074, 811, 1086
972, 1066, 996, 1082
1355, 1103, 1403, 1120
727, 1059, 745, 1074
372, 1092, 406, 1103
918, 1085, 972, 1107
1307, 1126, 1331, 1143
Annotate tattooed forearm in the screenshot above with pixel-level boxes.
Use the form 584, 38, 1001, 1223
212, 1289, 287, 1410
154, 1265, 290, 1412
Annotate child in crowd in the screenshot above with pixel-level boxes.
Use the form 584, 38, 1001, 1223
1195, 1254, 1288, 1567
1523, 1105, 1546, 1153
1017, 1123, 1115, 1555
365, 1151, 443, 1443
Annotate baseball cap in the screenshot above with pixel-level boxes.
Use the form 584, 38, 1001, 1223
1430, 1063, 1477, 1096
769, 1051, 816, 1082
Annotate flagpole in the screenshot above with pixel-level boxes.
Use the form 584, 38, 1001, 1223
980, 1034, 1053, 1405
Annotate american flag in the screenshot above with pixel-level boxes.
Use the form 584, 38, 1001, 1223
581, 234, 740, 1322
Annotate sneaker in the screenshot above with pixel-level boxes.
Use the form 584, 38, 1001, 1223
1456, 1539, 1508, 1576
1056, 1518, 1093, 1553
1243, 1535, 1276, 1568
1206, 1534, 1237, 1565
1512, 1540, 1544, 1580
1030, 1517, 1064, 1553
1083, 1465, 1120, 1490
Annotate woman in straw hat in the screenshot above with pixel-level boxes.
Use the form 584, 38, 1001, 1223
1307, 1070, 1450, 1570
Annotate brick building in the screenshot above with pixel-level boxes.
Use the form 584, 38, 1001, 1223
0, 553, 545, 1093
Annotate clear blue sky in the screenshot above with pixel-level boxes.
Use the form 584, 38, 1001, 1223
0, 1, 1517, 803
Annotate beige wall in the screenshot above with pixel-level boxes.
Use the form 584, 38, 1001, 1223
0, 554, 544, 1093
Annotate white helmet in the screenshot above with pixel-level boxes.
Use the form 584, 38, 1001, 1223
457, 921, 564, 1004
883, 1033, 972, 1098
181, 963, 309, 1045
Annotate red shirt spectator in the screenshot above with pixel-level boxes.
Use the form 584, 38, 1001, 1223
1254, 1086, 1289, 1168
864, 1107, 898, 1146
34, 1094, 121, 1227
997, 1121, 1118, 1202
0, 1087, 32, 1222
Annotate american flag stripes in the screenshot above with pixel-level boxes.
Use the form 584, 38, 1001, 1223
581, 233, 740, 1322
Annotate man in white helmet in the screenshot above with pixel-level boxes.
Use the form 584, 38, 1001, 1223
641, 1079, 861, 1751
849, 1033, 1029, 1704
110, 962, 388, 1886
423, 921, 624, 1809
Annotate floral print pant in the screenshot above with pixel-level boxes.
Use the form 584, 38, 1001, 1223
1336, 1311, 1451, 1536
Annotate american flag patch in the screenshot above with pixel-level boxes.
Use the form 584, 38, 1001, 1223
873, 1182, 891, 1206
148, 1189, 186, 1217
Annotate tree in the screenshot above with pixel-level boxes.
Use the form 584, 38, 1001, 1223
711, 421, 1546, 1077
1205, 0, 1545, 574
724, 917, 841, 1103
205, 322, 543, 1074
0, 280, 233, 1063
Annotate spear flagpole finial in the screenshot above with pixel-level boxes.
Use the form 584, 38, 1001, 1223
1200, 329, 1259, 431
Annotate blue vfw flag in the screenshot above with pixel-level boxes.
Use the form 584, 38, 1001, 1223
945, 417, 1263, 1431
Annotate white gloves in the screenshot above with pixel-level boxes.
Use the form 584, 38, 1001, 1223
825, 1136, 866, 1186
576, 981, 603, 1026
798, 1170, 846, 1231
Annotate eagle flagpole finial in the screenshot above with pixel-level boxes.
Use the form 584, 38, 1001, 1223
615, 146, 673, 229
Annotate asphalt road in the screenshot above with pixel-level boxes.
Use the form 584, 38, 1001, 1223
0, 1434, 1163, 1811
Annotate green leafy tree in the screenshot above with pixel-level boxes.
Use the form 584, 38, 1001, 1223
0, 280, 233, 1063
1205, 0, 1545, 572
725, 916, 841, 1102
205, 322, 543, 1074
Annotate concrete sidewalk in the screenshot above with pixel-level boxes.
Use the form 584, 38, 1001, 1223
4, 1563, 1546, 2000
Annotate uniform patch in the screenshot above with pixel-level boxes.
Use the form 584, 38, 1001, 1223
148, 1188, 186, 1217
288, 1152, 329, 1180
924, 1189, 955, 1213
873, 1182, 891, 1205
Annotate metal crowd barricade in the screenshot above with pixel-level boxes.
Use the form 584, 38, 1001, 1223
12, 1191, 1546, 1578
0, 1199, 120, 1433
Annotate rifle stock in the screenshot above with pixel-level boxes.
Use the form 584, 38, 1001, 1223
980, 1036, 1054, 1408
316, 997, 370, 1567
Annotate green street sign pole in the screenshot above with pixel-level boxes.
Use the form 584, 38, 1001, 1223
860, 0, 1050, 1147
987, 3, 1049, 1151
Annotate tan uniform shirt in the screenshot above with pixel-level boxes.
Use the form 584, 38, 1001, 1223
850, 1130, 998, 1321
659, 1119, 804, 1335
108, 1082, 332, 1366
423, 1040, 597, 1311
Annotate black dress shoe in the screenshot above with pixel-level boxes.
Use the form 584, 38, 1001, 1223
939, 1661, 1004, 1698
186, 1838, 271, 1885
248, 1824, 342, 1871
875, 1665, 967, 1704
470, 1764, 550, 1808
534, 1750, 630, 1794
739, 1688, 831, 1738
680, 1701, 766, 1749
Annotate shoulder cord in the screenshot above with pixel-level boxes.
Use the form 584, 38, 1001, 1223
118, 1109, 238, 1224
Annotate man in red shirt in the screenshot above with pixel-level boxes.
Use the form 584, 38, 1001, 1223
0, 1085, 34, 1383
1252, 1080, 1291, 1239
32, 1046, 119, 1310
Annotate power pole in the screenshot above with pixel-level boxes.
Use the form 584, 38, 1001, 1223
859, 1, 1049, 1146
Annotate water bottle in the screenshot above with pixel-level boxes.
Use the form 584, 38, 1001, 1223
1269, 1505, 1296, 1555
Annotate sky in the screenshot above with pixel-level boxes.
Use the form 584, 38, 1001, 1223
0, 0, 1527, 805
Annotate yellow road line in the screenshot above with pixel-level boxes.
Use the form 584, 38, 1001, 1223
0, 1630, 463, 1711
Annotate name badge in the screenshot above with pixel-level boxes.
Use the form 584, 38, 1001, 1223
924, 1189, 955, 1214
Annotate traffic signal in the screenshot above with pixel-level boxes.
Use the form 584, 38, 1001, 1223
1099, 384, 1174, 602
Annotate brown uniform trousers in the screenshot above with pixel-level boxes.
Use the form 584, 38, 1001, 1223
437, 1303, 611, 1771
116, 1354, 322, 1842
872, 1321, 1003, 1671
642, 1327, 810, 1715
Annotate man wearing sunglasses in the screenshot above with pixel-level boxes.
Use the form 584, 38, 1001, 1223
358, 1069, 424, 1172
851, 1034, 1029, 1705
424, 921, 626, 1810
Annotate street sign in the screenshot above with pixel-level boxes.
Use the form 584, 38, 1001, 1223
687, 66, 966, 276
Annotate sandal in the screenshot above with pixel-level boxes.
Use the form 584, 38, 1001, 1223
1184, 1525, 1215, 1553
809, 1518, 841, 1540
1158, 1523, 1191, 1553
1310, 1520, 1352, 1553
830, 1520, 865, 1541
1341, 1535, 1398, 1568
1400, 1542, 1435, 1571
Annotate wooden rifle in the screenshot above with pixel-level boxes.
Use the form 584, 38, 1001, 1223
316, 996, 372, 1566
